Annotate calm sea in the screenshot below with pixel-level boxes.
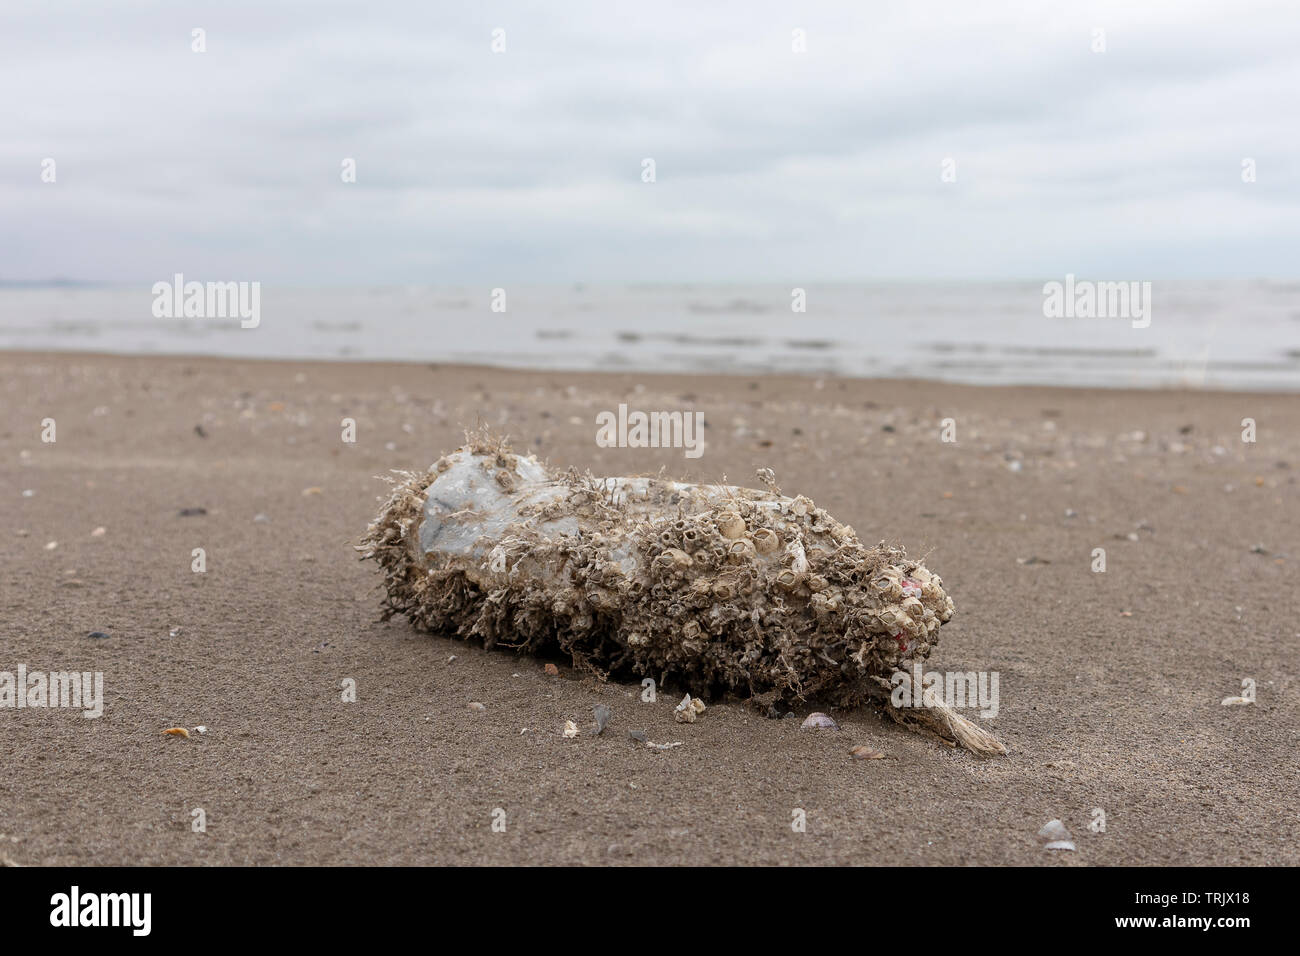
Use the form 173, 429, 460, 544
3, 281, 1299, 390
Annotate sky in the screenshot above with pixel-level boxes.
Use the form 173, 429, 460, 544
2, 0, 1298, 284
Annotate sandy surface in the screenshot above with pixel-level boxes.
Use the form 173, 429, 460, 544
2, 352, 1297, 866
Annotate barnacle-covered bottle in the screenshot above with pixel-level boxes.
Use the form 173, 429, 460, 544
359, 435, 1004, 755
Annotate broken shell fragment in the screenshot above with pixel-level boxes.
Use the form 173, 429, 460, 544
849, 745, 885, 760
563, 720, 580, 738
674, 693, 701, 723
358, 434, 1000, 755
161, 727, 189, 738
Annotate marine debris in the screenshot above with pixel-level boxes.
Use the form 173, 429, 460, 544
359, 433, 1005, 756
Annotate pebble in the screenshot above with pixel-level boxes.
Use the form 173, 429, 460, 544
168, 627, 182, 638
252, 513, 270, 523
44, 541, 58, 550
801, 712, 839, 731
87, 631, 110, 639
90, 527, 106, 537
850, 745, 885, 760
466, 701, 486, 713
544, 663, 560, 676
178, 508, 207, 517
593, 705, 612, 735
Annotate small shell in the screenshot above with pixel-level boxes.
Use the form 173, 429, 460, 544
715, 511, 746, 540
800, 712, 839, 731
563, 719, 580, 738
656, 548, 693, 572
849, 745, 884, 760
674, 693, 698, 723
1037, 819, 1076, 851
727, 539, 757, 562
774, 569, 804, 590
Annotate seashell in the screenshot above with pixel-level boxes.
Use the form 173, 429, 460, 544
800, 712, 840, 731
1037, 819, 1076, 851
727, 539, 757, 562
715, 511, 746, 539
774, 568, 805, 590
849, 745, 885, 760
358, 434, 995, 753
751, 528, 780, 554
656, 548, 693, 572
674, 694, 698, 723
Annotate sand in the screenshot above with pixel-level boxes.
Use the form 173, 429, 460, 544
2, 351, 1297, 866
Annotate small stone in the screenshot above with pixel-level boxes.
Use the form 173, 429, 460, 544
44, 541, 58, 550
628, 729, 648, 743
466, 701, 486, 713
90, 527, 106, 537
301, 486, 323, 496
850, 745, 885, 760
21, 489, 34, 498
87, 631, 110, 639
178, 507, 207, 517
168, 627, 182, 638
593, 705, 612, 735
252, 513, 270, 523
544, 663, 559, 676
801, 712, 839, 731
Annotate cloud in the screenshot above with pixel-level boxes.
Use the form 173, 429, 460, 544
1, 0, 1297, 282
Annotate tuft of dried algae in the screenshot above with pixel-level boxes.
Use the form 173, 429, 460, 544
358, 433, 1005, 757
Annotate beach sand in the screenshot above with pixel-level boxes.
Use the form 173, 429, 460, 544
2, 351, 1297, 865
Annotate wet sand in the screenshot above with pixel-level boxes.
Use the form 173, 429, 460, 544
2, 352, 1297, 865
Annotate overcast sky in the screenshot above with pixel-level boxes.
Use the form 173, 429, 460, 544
2, 0, 1297, 283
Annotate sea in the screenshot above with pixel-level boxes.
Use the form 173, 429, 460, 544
3, 280, 1299, 391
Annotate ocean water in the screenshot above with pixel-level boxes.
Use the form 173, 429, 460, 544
3, 281, 1300, 391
